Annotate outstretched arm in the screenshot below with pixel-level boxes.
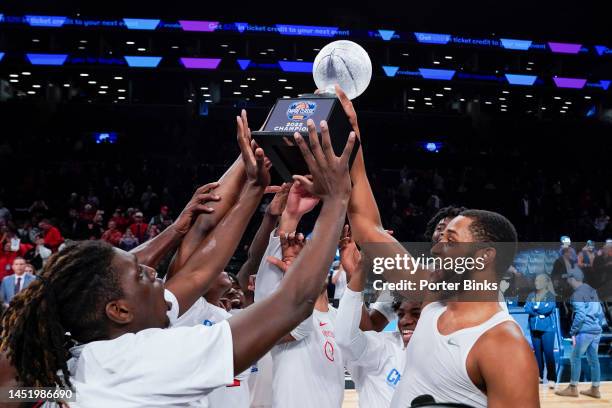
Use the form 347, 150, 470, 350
333, 85, 388, 245
278, 181, 320, 234
228, 119, 356, 374
167, 110, 256, 278
165, 114, 270, 315
337, 86, 430, 297
130, 183, 220, 269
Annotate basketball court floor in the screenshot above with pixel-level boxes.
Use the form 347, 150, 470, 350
341, 382, 612, 407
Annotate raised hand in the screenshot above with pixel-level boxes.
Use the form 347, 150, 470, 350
292, 119, 356, 202
267, 231, 306, 273
339, 224, 361, 277
266, 183, 292, 216
284, 181, 320, 217
173, 182, 221, 234
237, 109, 270, 187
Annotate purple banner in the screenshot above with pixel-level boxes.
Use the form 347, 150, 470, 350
180, 58, 222, 69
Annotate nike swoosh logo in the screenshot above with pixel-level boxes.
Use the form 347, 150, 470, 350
319, 322, 327, 327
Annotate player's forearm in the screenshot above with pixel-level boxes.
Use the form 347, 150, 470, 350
278, 211, 302, 234
347, 144, 430, 288
236, 212, 279, 292
166, 182, 264, 313
130, 224, 184, 268
347, 146, 384, 244
170, 157, 245, 275
347, 261, 366, 292
193, 157, 246, 232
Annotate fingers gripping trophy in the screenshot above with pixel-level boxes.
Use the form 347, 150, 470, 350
252, 40, 372, 180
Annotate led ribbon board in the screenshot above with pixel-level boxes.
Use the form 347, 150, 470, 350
553, 77, 587, 89
123, 18, 160, 30
505, 74, 538, 86
548, 42, 582, 54
180, 58, 222, 69
275, 24, 340, 37
278, 61, 313, 73
124, 56, 162, 67
26, 53, 68, 65
179, 20, 219, 32
25, 15, 67, 27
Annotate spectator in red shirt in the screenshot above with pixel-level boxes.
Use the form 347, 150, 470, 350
79, 203, 96, 222
129, 212, 148, 243
38, 219, 64, 253
110, 208, 129, 232
101, 220, 123, 247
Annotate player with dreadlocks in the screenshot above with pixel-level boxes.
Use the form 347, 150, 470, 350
1, 240, 120, 388
1, 112, 356, 407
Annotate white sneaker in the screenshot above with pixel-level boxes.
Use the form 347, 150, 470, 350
548, 381, 556, 389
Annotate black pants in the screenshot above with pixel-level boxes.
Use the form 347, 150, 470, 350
531, 330, 557, 381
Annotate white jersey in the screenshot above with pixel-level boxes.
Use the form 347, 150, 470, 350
390, 302, 515, 408
67, 322, 234, 407
271, 307, 344, 408
249, 230, 283, 408
333, 270, 347, 300
248, 351, 273, 408
253, 230, 282, 302
336, 288, 407, 408
173, 296, 250, 407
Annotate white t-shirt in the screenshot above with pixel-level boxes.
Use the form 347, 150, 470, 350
68, 322, 234, 407
271, 307, 345, 408
173, 297, 251, 407
248, 351, 273, 408
249, 230, 282, 408
337, 289, 407, 408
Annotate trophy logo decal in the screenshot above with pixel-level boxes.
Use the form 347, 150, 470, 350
287, 101, 317, 120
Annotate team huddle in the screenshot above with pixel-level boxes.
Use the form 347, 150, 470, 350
0, 87, 540, 408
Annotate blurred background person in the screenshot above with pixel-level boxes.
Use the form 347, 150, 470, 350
118, 228, 139, 251
129, 211, 149, 243
101, 220, 123, 246
38, 219, 64, 253
556, 268, 604, 399
0, 257, 36, 307
524, 274, 558, 389
149, 205, 173, 232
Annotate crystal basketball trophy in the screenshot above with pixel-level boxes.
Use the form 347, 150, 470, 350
252, 40, 372, 181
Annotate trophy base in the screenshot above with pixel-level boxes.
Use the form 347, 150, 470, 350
252, 95, 360, 181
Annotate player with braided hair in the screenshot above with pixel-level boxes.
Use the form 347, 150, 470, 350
1, 240, 119, 387
0, 111, 356, 407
